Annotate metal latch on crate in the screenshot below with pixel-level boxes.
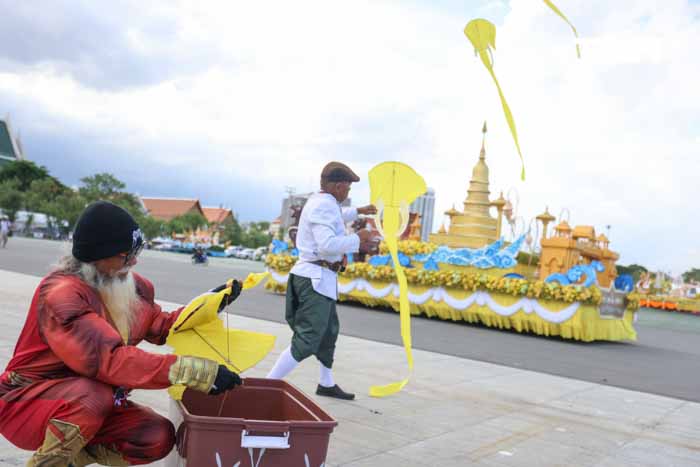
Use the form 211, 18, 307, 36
241, 430, 290, 449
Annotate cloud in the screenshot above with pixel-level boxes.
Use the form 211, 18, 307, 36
0, 0, 697, 273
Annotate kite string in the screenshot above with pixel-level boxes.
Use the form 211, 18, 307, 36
218, 287, 233, 417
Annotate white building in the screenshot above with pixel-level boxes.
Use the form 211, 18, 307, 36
279, 192, 351, 230
410, 188, 436, 242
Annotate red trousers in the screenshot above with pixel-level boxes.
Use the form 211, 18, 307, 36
0, 377, 174, 464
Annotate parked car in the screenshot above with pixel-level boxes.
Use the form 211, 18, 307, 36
253, 246, 268, 261
239, 248, 255, 260
225, 246, 244, 258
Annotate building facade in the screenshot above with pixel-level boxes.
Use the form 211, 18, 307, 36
0, 117, 25, 168
410, 188, 435, 242
279, 193, 351, 230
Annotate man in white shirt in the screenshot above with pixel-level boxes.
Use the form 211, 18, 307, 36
0, 216, 10, 248
267, 162, 377, 400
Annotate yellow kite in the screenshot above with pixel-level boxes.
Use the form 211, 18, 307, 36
543, 0, 581, 58
368, 162, 427, 397
464, 19, 525, 181
166, 272, 275, 399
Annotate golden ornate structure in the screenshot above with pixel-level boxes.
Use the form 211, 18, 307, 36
538, 220, 620, 287
430, 122, 505, 249
407, 215, 422, 241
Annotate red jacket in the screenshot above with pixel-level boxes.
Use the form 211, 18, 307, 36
1, 272, 180, 392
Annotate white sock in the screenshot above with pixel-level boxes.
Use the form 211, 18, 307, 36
319, 364, 335, 388
266, 347, 299, 379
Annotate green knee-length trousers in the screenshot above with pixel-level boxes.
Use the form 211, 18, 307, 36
286, 274, 339, 368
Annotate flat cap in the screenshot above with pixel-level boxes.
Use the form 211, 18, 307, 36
321, 161, 360, 183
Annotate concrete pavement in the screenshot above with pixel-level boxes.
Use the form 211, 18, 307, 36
0, 269, 699, 466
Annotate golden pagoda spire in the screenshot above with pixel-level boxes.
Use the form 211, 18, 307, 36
429, 121, 499, 249
463, 121, 493, 218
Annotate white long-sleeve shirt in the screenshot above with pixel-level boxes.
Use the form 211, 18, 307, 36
289, 192, 359, 299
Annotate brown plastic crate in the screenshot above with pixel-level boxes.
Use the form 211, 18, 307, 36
166, 378, 338, 467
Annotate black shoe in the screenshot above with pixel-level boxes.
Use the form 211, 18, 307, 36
316, 384, 355, 400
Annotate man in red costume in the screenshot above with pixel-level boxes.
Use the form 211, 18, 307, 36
0, 201, 242, 466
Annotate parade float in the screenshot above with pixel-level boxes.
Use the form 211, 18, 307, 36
265, 127, 639, 342
634, 272, 700, 314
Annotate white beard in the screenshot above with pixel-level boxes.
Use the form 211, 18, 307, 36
81, 263, 140, 342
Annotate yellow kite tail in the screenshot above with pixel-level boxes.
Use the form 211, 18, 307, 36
486, 66, 525, 181
242, 271, 270, 290
367, 162, 425, 397
543, 0, 581, 58
368, 211, 413, 398
465, 19, 526, 181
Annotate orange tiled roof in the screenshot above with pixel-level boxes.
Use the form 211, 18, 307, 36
202, 207, 234, 225
141, 197, 204, 221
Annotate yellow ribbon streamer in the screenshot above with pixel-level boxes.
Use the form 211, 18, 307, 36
166, 272, 274, 399
543, 0, 581, 58
241, 271, 270, 290
368, 162, 427, 397
464, 19, 525, 181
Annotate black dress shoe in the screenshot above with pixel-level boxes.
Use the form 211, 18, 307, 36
316, 384, 355, 400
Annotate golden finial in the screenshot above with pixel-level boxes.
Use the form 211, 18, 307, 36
480, 121, 487, 160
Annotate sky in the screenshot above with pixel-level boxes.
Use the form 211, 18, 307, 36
0, 0, 698, 274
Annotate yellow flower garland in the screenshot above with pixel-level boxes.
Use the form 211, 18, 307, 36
264, 254, 639, 310
378, 240, 438, 256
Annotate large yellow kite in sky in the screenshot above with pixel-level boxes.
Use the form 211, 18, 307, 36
464, 3, 579, 181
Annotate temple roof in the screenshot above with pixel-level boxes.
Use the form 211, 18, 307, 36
572, 225, 596, 240
0, 118, 24, 166
202, 207, 234, 225
555, 220, 572, 232
141, 197, 204, 221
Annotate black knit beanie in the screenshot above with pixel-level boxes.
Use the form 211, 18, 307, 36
72, 201, 141, 262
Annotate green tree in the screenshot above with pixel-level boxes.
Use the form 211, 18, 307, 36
682, 268, 700, 283
78, 173, 126, 202
241, 222, 272, 248
222, 217, 243, 245
138, 215, 165, 240
0, 179, 24, 221
0, 160, 51, 191
48, 193, 88, 235
78, 173, 144, 220
167, 212, 208, 234
24, 178, 71, 213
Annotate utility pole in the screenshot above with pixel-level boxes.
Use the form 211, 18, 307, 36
283, 186, 296, 231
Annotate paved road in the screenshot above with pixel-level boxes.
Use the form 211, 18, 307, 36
1, 237, 699, 402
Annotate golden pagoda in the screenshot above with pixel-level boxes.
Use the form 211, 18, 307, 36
430, 122, 505, 249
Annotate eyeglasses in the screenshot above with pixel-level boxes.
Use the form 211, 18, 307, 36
120, 229, 145, 265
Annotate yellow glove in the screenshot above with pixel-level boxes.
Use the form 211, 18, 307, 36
168, 355, 218, 393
